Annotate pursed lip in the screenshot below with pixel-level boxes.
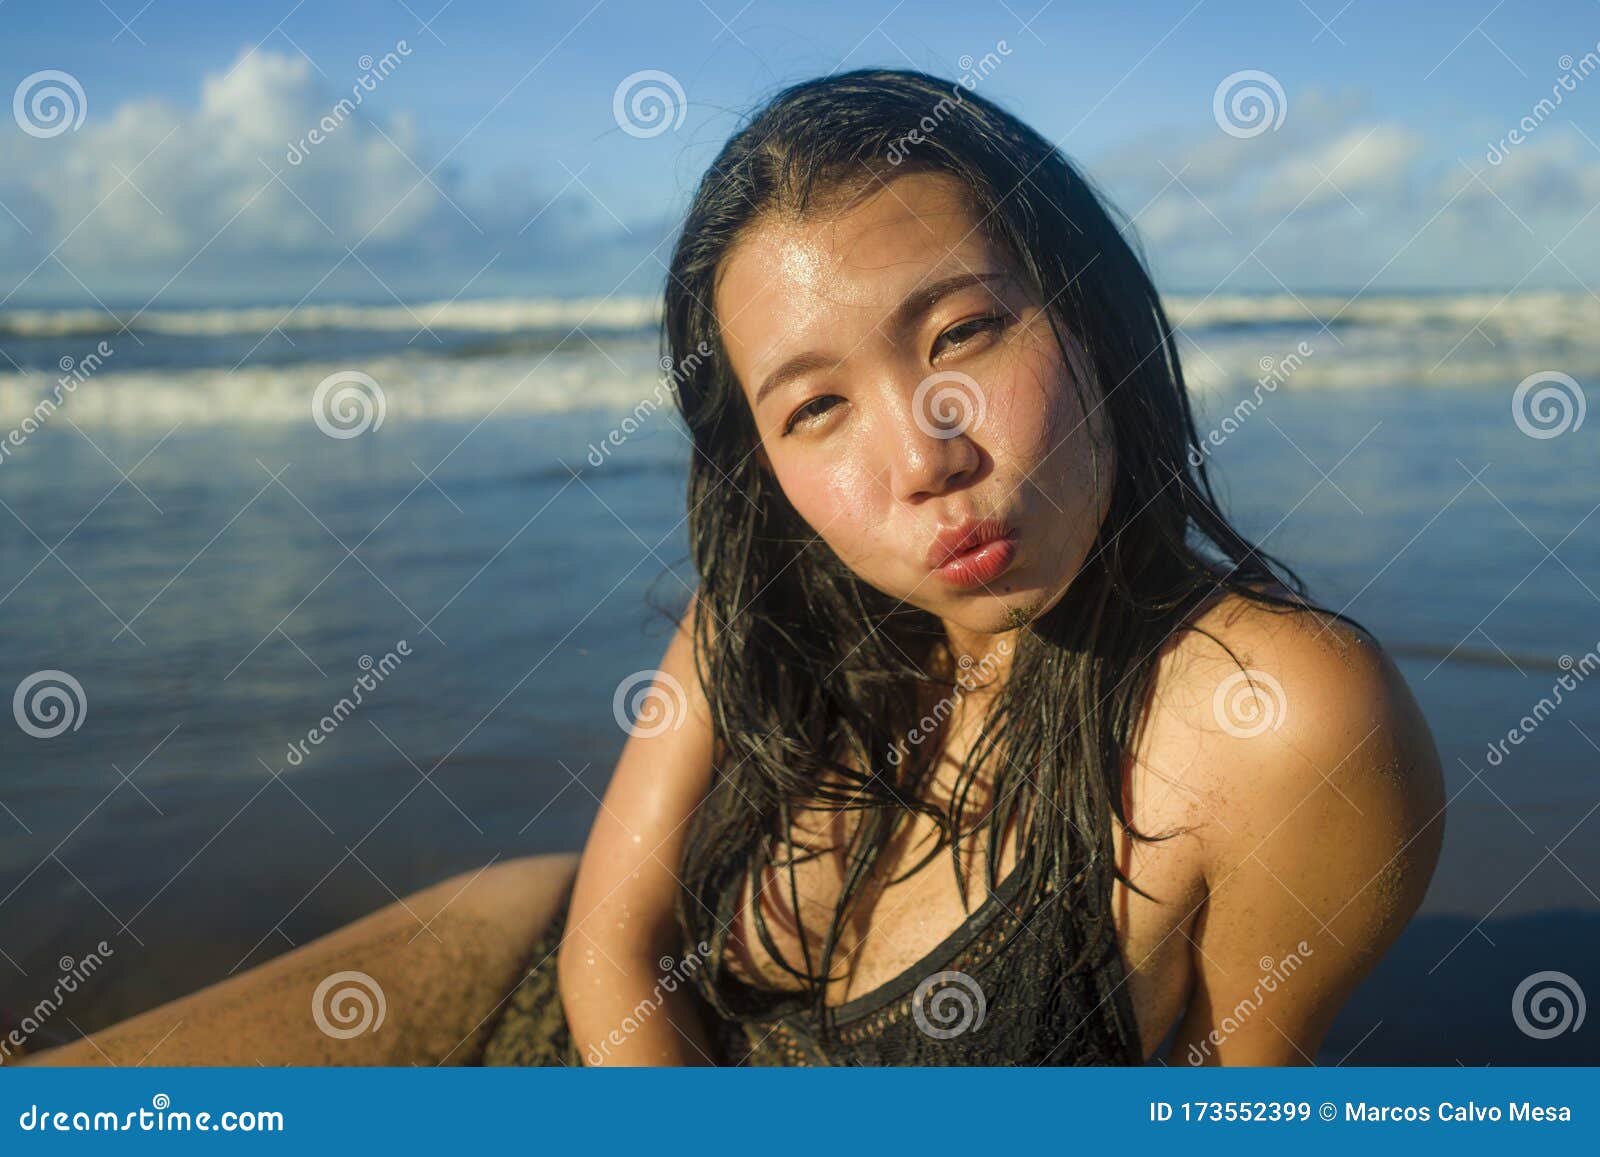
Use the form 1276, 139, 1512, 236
924, 516, 1016, 570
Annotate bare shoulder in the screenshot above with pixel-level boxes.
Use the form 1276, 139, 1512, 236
1139, 585, 1443, 819
1130, 585, 1448, 1062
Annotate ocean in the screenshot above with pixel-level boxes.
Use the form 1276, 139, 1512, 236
1, 290, 1596, 1064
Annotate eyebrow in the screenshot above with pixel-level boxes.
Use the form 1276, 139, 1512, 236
752, 270, 1009, 408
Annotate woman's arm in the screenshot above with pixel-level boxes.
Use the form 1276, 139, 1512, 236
557, 591, 721, 1065
1161, 608, 1446, 1065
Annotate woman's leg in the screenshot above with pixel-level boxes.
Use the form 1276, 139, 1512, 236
20, 852, 578, 1067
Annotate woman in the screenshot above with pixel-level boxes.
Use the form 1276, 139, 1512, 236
529, 65, 1447, 1068
23, 68, 1444, 1068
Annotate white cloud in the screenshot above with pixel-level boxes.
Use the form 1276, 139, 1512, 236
4, 62, 1596, 304
1439, 130, 1600, 213
0, 50, 654, 303
1088, 88, 1600, 291
74, 54, 432, 264
1256, 124, 1422, 214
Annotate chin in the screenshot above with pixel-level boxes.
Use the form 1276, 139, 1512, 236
940, 590, 1046, 634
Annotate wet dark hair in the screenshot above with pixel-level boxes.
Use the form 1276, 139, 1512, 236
662, 68, 1364, 1040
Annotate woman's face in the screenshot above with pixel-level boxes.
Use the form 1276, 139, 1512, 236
715, 170, 1114, 638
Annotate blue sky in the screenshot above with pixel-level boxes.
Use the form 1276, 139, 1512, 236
2, 0, 1598, 305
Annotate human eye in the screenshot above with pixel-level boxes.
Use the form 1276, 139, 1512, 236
781, 395, 842, 436
932, 313, 1009, 358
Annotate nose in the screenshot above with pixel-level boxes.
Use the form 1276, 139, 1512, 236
887, 376, 983, 502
